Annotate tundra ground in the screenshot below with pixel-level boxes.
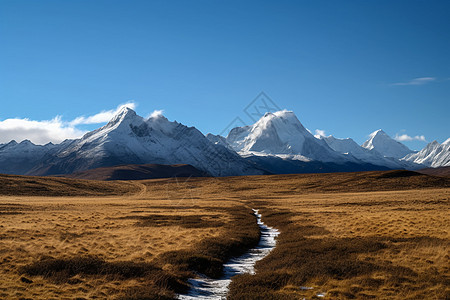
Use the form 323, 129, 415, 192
0, 171, 448, 299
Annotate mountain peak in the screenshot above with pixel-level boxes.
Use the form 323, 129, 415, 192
114, 106, 137, 119
362, 129, 413, 159
430, 140, 440, 146
268, 110, 298, 120
363, 129, 393, 150
79, 106, 143, 142
226, 109, 345, 162
19, 139, 34, 145
147, 110, 169, 123
319, 134, 335, 140
370, 129, 387, 138
260, 110, 296, 119
255, 110, 306, 132
6, 140, 18, 146
105, 106, 140, 128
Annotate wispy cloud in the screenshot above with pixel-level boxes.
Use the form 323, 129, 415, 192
70, 101, 136, 126
148, 109, 164, 119
0, 101, 138, 145
392, 77, 436, 86
394, 133, 426, 142
0, 117, 86, 145
314, 129, 327, 139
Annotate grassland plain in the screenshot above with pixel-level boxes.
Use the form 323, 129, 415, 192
0, 170, 449, 299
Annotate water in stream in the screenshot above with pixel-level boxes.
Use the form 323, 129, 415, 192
178, 209, 280, 300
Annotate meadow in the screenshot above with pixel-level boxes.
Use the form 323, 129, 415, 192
0, 170, 449, 299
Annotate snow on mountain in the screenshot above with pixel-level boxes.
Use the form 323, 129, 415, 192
362, 129, 414, 159
226, 110, 348, 163
0, 140, 57, 174
322, 136, 368, 156
1, 107, 444, 176
321, 135, 404, 169
28, 107, 264, 176
401, 140, 450, 168
206, 133, 235, 151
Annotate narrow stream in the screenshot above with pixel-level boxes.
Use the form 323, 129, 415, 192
178, 209, 280, 300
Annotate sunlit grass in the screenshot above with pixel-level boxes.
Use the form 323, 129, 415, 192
0, 170, 449, 299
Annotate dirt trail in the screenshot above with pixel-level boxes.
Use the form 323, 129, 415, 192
126, 181, 148, 198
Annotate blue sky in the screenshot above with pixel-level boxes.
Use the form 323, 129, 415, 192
0, 0, 449, 149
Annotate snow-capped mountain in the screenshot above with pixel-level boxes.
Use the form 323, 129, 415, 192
226, 110, 348, 163
0, 140, 57, 174
321, 135, 404, 169
362, 129, 415, 159
1, 107, 447, 177
28, 107, 264, 176
401, 139, 450, 167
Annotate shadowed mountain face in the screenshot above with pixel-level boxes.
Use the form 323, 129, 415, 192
0, 140, 57, 175
61, 164, 210, 181
244, 155, 390, 175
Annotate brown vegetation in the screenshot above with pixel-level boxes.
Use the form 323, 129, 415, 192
0, 173, 136, 196
229, 189, 450, 299
0, 192, 258, 298
418, 166, 450, 177
61, 163, 209, 181
0, 170, 449, 299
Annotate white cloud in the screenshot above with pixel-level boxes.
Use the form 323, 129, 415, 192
70, 101, 136, 126
394, 133, 426, 142
0, 117, 86, 145
0, 101, 139, 145
392, 77, 436, 86
149, 109, 164, 119
314, 129, 326, 139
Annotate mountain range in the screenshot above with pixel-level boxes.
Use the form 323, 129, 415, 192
0, 107, 448, 177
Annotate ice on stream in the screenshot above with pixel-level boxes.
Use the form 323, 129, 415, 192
178, 209, 279, 300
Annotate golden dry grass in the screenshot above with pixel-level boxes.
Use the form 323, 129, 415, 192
0, 170, 449, 299
235, 188, 449, 299
0, 173, 137, 196
0, 196, 230, 299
